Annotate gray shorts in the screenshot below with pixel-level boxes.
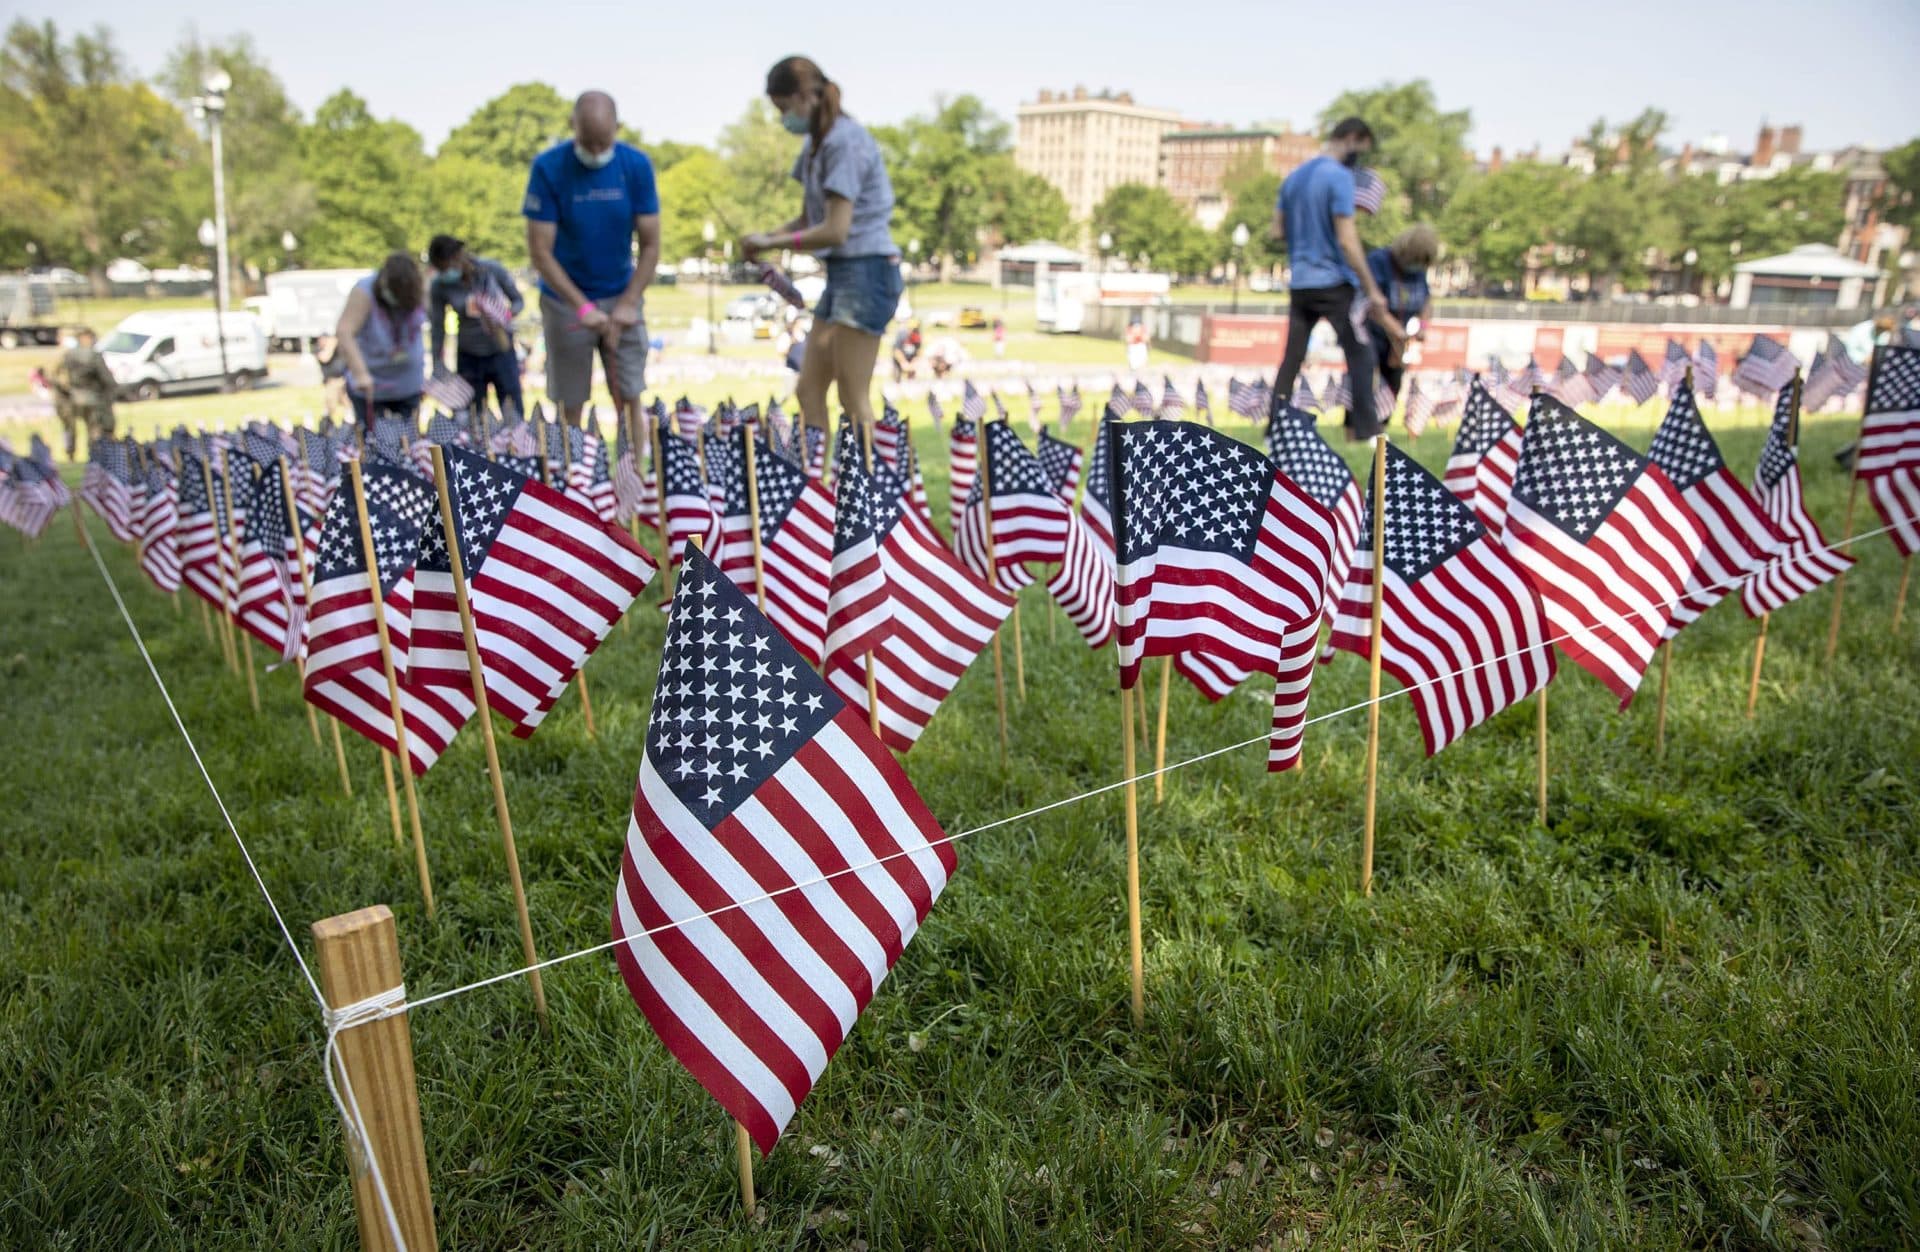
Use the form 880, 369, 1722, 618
541, 291, 647, 407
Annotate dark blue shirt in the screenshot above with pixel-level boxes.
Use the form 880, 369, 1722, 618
1365, 247, 1430, 324
522, 141, 660, 303
1277, 155, 1356, 290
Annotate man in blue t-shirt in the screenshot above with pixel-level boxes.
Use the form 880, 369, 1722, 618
523, 90, 661, 425
1267, 117, 1404, 439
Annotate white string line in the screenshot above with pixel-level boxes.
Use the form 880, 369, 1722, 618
393, 515, 1907, 1020
78, 516, 412, 1251
76, 515, 325, 1009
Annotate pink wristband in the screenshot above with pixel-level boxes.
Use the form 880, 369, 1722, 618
791, 230, 805, 251
577, 300, 597, 320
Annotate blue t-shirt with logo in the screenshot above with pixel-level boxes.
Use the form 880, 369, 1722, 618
1277, 155, 1357, 290
522, 141, 660, 302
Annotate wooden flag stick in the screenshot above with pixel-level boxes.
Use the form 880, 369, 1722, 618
1536, 688, 1549, 826
347, 460, 434, 916
1152, 655, 1171, 804
197, 595, 214, 643
199, 454, 239, 674
743, 421, 767, 612
1120, 682, 1145, 1028
1360, 434, 1388, 897
1653, 642, 1673, 758
979, 425, 1011, 763
1012, 600, 1027, 701
428, 447, 548, 1028
575, 667, 597, 738
736, 1121, 755, 1212
1746, 613, 1770, 718
1894, 559, 1912, 634
278, 456, 351, 779
218, 465, 262, 714
653, 409, 674, 600
311, 905, 437, 1252
1825, 351, 1878, 660
856, 420, 882, 738
379, 749, 404, 842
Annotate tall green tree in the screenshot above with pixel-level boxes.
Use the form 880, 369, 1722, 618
1440, 163, 1575, 290
1318, 80, 1471, 220
1091, 183, 1215, 279
0, 20, 196, 282
717, 99, 800, 241
1218, 154, 1284, 271
420, 153, 524, 263
1879, 137, 1919, 233
977, 155, 1071, 247
655, 148, 738, 262
874, 95, 1012, 275
156, 33, 313, 277
438, 82, 570, 170
299, 90, 427, 267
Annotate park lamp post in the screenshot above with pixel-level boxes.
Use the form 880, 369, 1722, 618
1682, 247, 1697, 299
1098, 231, 1112, 275
190, 69, 234, 386
1230, 221, 1251, 313
198, 218, 231, 383
281, 230, 298, 269
907, 238, 920, 277
702, 219, 718, 356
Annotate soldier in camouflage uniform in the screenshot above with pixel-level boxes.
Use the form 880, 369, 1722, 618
52, 327, 117, 459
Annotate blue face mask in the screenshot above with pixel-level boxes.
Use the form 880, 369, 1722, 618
781, 110, 810, 136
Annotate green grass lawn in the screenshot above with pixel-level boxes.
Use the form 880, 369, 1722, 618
2, 412, 1916, 1248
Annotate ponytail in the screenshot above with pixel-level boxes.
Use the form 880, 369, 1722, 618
810, 76, 842, 157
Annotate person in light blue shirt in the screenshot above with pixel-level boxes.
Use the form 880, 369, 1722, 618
1267, 117, 1404, 439
523, 91, 661, 425
741, 56, 901, 448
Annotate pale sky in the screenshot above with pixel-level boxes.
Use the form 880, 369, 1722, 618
17, 0, 1920, 157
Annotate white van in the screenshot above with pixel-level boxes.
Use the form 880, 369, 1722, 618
101, 310, 270, 401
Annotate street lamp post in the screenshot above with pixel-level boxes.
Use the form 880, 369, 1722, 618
1230, 222, 1251, 313
702, 219, 718, 356
1681, 247, 1697, 299
191, 70, 234, 386
198, 218, 230, 384
1098, 231, 1112, 275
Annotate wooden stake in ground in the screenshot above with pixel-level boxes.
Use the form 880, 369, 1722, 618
219, 465, 262, 715
1360, 434, 1387, 897
1894, 559, 1912, 634
1746, 613, 1770, 718
1152, 655, 1172, 804
1652, 642, 1673, 758
1826, 351, 1877, 659
1536, 688, 1549, 826
379, 752, 403, 843
979, 425, 1011, 764
736, 1121, 755, 1213
347, 460, 434, 916
1012, 599, 1027, 701
312, 905, 436, 1252
279, 456, 354, 791
538, 443, 598, 738
744, 422, 768, 612
1120, 683, 1146, 1028
653, 409, 674, 600
429, 447, 549, 1028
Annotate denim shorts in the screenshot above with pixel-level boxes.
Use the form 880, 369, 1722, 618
816, 255, 902, 337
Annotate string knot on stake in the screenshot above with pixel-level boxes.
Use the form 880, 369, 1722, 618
322, 983, 412, 1252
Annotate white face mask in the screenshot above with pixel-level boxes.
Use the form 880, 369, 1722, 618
574, 142, 615, 169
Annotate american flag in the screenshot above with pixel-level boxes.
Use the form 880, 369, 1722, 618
1193, 378, 1212, 421
82, 438, 138, 542
925, 390, 946, 432
1502, 395, 1706, 707
473, 273, 515, 329
1506, 358, 1544, 410
1485, 357, 1512, 397
1550, 356, 1593, 407
566, 419, 619, 524
872, 408, 906, 470
175, 456, 236, 615
612, 420, 652, 529
1289, 376, 1319, 414
1111, 421, 1336, 770
669, 398, 704, 443
232, 460, 305, 662
947, 418, 978, 535
960, 381, 987, 421
1160, 377, 1185, 418
1741, 384, 1854, 615
1354, 168, 1386, 215
137, 461, 183, 592
957, 421, 1071, 588
1022, 382, 1042, 436
611, 545, 953, 1154
1825, 335, 1868, 392
824, 452, 892, 664
1645, 379, 1786, 638
897, 441, 937, 533
709, 427, 835, 666
1132, 379, 1156, 416
1326, 443, 1555, 754
1860, 346, 1920, 556
1661, 339, 1691, 392
1695, 342, 1719, 400
1444, 379, 1522, 539
803, 426, 827, 482
766, 399, 794, 454
1403, 377, 1436, 437
1855, 344, 1920, 479
1621, 349, 1661, 406
1799, 350, 1845, 412
1227, 378, 1260, 418
1036, 429, 1084, 503
990, 389, 1010, 423
1041, 414, 1116, 649
1583, 354, 1620, 402
660, 424, 712, 567
1057, 384, 1083, 429
296, 429, 339, 516
1322, 372, 1352, 412
302, 462, 458, 774
826, 457, 1015, 750
424, 444, 653, 737
1268, 406, 1365, 631
1733, 336, 1798, 397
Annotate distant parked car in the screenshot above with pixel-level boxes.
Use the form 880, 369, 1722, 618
152, 265, 213, 284
105, 258, 152, 284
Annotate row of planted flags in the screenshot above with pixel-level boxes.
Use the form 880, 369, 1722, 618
22, 341, 1920, 1158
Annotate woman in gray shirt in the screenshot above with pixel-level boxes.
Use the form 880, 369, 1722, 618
742, 56, 901, 449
